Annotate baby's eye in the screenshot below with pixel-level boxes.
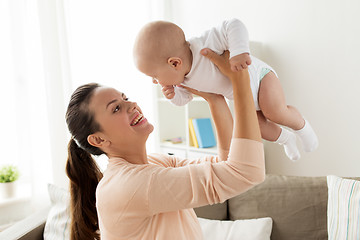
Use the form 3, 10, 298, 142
124, 97, 129, 101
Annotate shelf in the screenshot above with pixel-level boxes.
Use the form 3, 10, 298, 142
157, 96, 205, 102
188, 146, 217, 154
160, 142, 217, 152
159, 141, 218, 159
160, 141, 188, 150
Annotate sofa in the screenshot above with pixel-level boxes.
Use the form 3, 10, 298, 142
1, 174, 359, 240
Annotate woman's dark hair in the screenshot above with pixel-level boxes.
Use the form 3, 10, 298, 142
65, 83, 104, 240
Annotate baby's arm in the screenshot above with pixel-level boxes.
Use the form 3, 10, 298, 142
215, 19, 252, 71
155, 84, 192, 106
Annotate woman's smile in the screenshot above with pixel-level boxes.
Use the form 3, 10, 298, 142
130, 112, 147, 126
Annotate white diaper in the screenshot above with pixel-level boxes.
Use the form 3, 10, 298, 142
247, 56, 278, 110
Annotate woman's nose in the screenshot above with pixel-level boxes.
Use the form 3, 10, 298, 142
127, 102, 138, 112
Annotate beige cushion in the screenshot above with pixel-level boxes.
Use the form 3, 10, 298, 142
194, 202, 228, 220
228, 174, 328, 240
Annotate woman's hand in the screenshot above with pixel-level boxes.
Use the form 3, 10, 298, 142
200, 49, 248, 82
201, 48, 261, 142
179, 85, 224, 103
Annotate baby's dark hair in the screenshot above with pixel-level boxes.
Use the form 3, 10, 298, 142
65, 83, 104, 240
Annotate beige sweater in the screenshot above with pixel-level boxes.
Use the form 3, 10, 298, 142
96, 138, 265, 240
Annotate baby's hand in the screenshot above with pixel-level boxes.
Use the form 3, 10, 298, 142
229, 53, 252, 72
161, 85, 175, 99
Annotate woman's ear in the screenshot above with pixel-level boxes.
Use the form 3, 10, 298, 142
87, 134, 110, 148
167, 57, 182, 69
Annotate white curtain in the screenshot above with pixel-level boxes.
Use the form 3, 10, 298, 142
0, 0, 167, 218
0, 0, 53, 213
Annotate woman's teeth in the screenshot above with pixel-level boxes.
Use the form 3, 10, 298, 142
131, 114, 143, 126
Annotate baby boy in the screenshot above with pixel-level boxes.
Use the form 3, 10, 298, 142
133, 18, 318, 161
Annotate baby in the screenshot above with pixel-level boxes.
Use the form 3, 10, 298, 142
133, 18, 318, 161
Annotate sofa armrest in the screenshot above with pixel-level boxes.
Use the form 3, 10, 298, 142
0, 206, 50, 240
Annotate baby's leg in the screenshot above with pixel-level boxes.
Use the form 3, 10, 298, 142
257, 111, 300, 161
257, 111, 280, 141
258, 72, 318, 152
258, 72, 304, 129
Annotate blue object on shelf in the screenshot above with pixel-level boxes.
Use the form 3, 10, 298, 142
192, 118, 216, 148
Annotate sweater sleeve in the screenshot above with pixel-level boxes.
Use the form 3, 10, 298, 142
147, 138, 265, 215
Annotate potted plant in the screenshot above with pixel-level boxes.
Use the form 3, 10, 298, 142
0, 165, 20, 199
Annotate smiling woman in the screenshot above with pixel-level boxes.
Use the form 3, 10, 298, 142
64, 48, 265, 240
65, 83, 155, 239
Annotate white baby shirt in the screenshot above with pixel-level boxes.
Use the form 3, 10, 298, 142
171, 18, 277, 110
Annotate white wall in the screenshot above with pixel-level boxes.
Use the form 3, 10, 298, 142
168, 0, 360, 177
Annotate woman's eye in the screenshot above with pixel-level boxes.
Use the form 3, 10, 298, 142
124, 97, 129, 101
114, 105, 120, 113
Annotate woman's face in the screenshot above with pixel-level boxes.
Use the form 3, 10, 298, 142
88, 87, 154, 150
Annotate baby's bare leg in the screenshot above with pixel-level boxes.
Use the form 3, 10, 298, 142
257, 110, 300, 161
256, 111, 280, 141
259, 72, 318, 152
258, 72, 304, 130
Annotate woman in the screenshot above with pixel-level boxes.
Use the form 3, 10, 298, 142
65, 49, 264, 240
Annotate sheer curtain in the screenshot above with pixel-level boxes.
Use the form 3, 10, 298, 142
0, 0, 53, 212
0, 0, 167, 219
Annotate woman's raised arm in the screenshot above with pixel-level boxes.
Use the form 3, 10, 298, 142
200, 49, 262, 142
179, 86, 233, 160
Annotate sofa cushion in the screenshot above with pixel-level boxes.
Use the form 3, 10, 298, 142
327, 175, 360, 239
198, 217, 272, 240
43, 184, 70, 240
228, 174, 328, 240
194, 202, 228, 220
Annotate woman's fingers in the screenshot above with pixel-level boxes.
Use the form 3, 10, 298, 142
179, 85, 222, 102
179, 85, 201, 95
200, 48, 225, 67
200, 48, 232, 76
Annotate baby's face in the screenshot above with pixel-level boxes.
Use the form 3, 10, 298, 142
138, 61, 185, 87
150, 63, 185, 86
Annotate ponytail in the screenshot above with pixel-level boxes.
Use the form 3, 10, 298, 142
66, 138, 103, 240
65, 83, 104, 240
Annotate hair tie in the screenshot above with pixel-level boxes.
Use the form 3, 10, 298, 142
71, 136, 82, 149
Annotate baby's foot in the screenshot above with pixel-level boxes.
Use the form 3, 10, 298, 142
276, 127, 300, 161
295, 119, 319, 152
